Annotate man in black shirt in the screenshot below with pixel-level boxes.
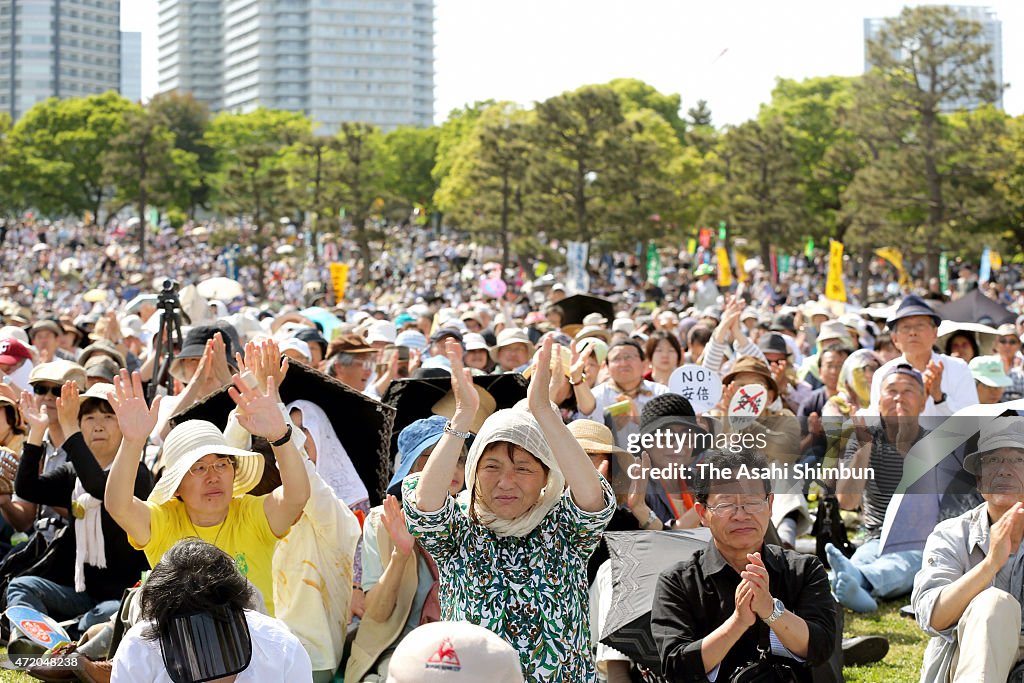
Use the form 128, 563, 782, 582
651, 449, 836, 682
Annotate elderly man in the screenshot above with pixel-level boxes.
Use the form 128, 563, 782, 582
869, 294, 978, 416
326, 334, 377, 395
489, 328, 534, 374
651, 449, 837, 681
913, 419, 1024, 682
830, 364, 929, 612
993, 323, 1024, 402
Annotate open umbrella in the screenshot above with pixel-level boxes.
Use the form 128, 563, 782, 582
196, 274, 244, 301
197, 277, 244, 302
936, 288, 1015, 325
381, 373, 528, 458
173, 361, 396, 506
276, 244, 296, 255
936, 320, 998, 357
600, 529, 711, 673
556, 294, 615, 328
299, 307, 343, 340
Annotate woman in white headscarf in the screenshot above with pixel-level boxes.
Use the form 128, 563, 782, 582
285, 399, 370, 512
403, 338, 615, 683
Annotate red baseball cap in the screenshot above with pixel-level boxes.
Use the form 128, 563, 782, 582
0, 338, 32, 366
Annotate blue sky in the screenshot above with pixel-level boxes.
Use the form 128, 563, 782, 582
123, 1, 1022, 127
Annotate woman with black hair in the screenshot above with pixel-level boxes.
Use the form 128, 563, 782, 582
111, 538, 312, 682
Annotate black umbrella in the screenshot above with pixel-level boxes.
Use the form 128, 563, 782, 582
380, 373, 529, 458
556, 294, 615, 327
936, 288, 1015, 325
173, 361, 397, 506
601, 528, 711, 674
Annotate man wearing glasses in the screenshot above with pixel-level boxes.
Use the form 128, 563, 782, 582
868, 294, 978, 416
994, 323, 1024, 402
913, 419, 1024, 682
651, 449, 836, 681
326, 335, 378, 396
573, 339, 668, 426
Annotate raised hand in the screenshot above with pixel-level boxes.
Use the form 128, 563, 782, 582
443, 338, 478, 425
987, 502, 1024, 571
627, 451, 652, 512
527, 337, 555, 416
55, 381, 82, 436
110, 370, 161, 444
570, 343, 594, 386
235, 340, 288, 395
380, 494, 415, 556
923, 359, 945, 402
741, 552, 773, 619
207, 332, 234, 386
19, 391, 48, 434
228, 373, 288, 441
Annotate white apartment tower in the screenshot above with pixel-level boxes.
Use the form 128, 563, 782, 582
159, 0, 435, 133
1, 0, 122, 120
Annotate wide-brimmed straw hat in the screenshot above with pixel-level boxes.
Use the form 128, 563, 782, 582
149, 420, 265, 505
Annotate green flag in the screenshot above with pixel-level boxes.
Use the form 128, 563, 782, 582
718, 220, 727, 242
646, 242, 661, 284
939, 252, 949, 293
805, 237, 815, 258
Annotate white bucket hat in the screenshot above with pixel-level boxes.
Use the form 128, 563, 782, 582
150, 420, 265, 504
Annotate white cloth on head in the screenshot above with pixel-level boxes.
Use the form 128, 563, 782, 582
460, 407, 564, 538
285, 400, 369, 506
72, 477, 106, 593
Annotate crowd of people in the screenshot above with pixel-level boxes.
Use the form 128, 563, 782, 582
1, 215, 1024, 682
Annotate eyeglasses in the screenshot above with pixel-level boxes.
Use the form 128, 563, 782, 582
188, 460, 233, 477
609, 353, 642, 364
705, 498, 769, 516
895, 322, 936, 335
979, 455, 1024, 469
32, 384, 62, 397
998, 337, 1021, 345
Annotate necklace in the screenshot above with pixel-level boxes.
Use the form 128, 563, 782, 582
188, 514, 227, 549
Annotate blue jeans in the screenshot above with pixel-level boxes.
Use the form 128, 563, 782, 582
851, 538, 923, 600
7, 576, 119, 636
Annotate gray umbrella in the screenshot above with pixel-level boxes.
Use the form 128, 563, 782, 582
601, 528, 711, 674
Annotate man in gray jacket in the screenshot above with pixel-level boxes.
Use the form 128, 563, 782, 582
912, 418, 1024, 682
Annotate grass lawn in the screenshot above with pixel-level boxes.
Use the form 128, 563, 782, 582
0, 601, 930, 682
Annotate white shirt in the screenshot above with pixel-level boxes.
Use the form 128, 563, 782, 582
111, 610, 313, 683
869, 351, 979, 417
577, 379, 669, 423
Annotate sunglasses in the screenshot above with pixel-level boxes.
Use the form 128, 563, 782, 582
32, 384, 62, 397
998, 337, 1020, 345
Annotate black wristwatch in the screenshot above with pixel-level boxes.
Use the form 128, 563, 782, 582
269, 424, 293, 448
934, 392, 947, 405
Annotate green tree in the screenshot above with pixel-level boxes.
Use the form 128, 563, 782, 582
846, 5, 1001, 278
282, 134, 343, 246
993, 115, 1024, 246
205, 108, 310, 297
527, 85, 626, 247
12, 91, 133, 219
148, 92, 216, 218
432, 101, 494, 192
712, 117, 810, 267
435, 103, 533, 272
381, 125, 440, 220
333, 122, 389, 282
104, 105, 200, 262
0, 113, 25, 218
607, 78, 687, 142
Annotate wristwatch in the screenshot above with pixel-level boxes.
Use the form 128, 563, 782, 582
443, 421, 472, 440
640, 509, 658, 530
934, 392, 947, 405
763, 598, 785, 625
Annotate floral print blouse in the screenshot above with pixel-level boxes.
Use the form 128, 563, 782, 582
403, 475, 615, 683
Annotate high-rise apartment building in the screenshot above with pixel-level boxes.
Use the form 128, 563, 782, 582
159, 0, 434, 133
1, 0, 121, 120
121, 31, 142, 103
864, 6, 1003, 112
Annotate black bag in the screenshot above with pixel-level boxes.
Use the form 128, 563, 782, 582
0, 521, 73, 640
730, 623, 802, 683
813, 493, 854, 570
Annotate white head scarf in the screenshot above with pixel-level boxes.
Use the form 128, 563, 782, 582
460, 407, 565, 538
286, 400, 369, 507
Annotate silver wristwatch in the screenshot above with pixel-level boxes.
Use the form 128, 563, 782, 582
763, 598, 785, 625
443, 421, 472, 440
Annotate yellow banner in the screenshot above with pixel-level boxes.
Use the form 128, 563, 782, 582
716, 246, 732, 287
874, 247, 910, 287
826, 240, 846, 303
735, 250, 748, 283
991, 250, 1003, 270
329, 262, 349, 300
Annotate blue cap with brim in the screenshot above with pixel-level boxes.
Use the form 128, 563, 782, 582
388, 416, 448, 491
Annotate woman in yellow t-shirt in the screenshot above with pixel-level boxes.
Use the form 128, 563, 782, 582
104, 361, 311, 616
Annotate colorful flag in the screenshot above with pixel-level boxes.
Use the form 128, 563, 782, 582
979, 248, 992, 283
990, 250, 1003, 270
329, 262, 350, 300
716, 246, 732, 287
687, 238, 697, 255
825, 240, 846, 302
805, 237, 815, 259
874, 247, 910, 288
699, 228, 712, 249
646, 242, 661, 285
735, 249, 748, 283
939, 252, 949, 293
718, 221, 727, 242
